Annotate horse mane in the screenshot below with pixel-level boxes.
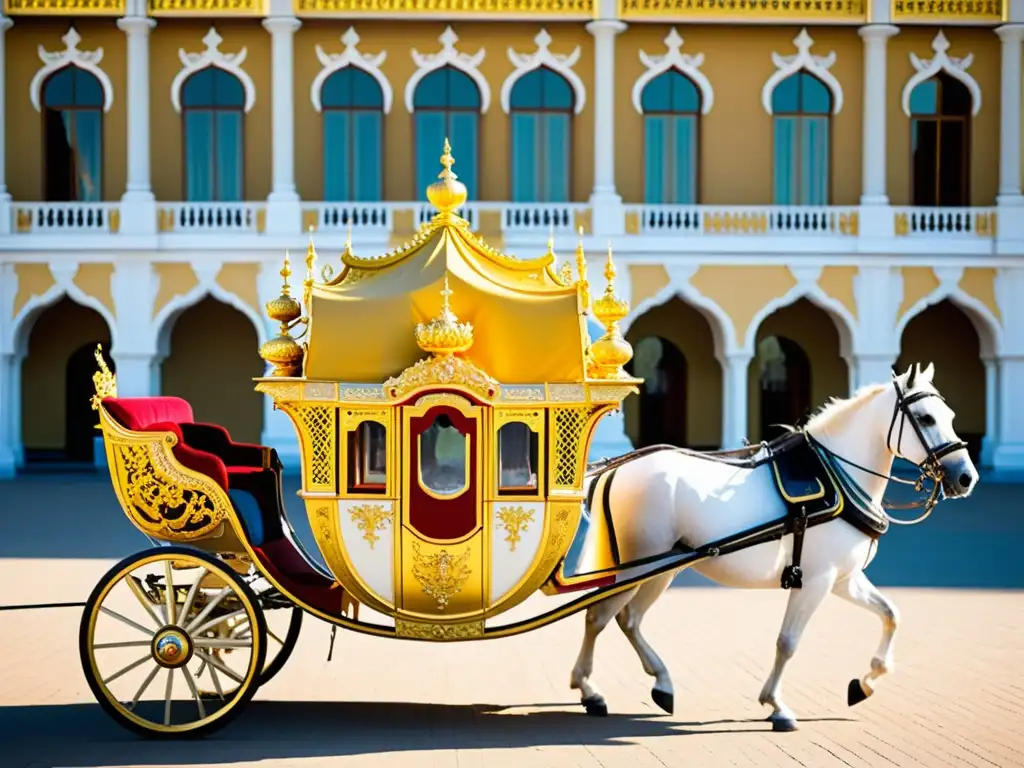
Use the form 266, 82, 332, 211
803, 383, 889, 432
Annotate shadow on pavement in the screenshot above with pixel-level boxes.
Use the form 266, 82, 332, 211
2, 471, 1022, 588
0, 699, 856, 765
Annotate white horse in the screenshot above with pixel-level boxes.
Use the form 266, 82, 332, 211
570, 363, 978, 731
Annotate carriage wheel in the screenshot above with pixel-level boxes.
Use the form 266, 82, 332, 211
79, 546, 267, 738
197, 580, 302, 699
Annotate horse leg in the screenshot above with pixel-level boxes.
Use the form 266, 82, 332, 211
615, 573, 676, 714
758, 571, 836, 732
831, 570, 899, 706
570, 588, 638, 716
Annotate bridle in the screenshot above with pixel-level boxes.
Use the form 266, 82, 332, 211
808, 371, 969, 526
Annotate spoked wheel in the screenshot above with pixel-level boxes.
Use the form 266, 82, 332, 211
198, 578, 302, 699
79, 546, 267, 738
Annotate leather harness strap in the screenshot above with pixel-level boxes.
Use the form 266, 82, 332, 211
780, 505, 808, 590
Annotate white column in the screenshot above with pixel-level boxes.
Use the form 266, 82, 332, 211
117, 16, 155, 203
981, 357, 1000, 468
585, 13, 626, 236
262, 14, 301, 236
995, 25, 1024, 206
0, 16, 14, 236
993, 357, 1024, 473
720, 354, 751, 449
0, 352, 16, 479
853, 353, 896, 389
858, 25, 899, 206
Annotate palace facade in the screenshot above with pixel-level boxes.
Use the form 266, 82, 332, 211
1, 0, 1023, 478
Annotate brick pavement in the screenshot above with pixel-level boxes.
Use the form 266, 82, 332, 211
1, 474, 1023, 767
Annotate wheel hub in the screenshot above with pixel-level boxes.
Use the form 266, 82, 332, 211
151, 627, 193, 668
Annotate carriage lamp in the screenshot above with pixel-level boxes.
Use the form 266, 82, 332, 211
588, 243, 633, 379
259, 251, 305, 377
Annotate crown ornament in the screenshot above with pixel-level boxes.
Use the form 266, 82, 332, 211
415, 276, 474, 356
426, 138, 468, 218
588, 243, 633, 380
260, 251, 305, 377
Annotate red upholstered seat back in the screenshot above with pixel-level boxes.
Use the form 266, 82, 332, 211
102, 396, 228, 490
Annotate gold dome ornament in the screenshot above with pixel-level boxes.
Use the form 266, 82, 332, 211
588, 243, 634, 380
415, 277, 474, 356
259, 251, 306, 377
426, 139, 468, 219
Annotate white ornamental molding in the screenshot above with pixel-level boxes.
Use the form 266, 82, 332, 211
311, 27, 393, 114
29, 27, 114, 113
631, 28, 713, 116
171, 27, 256, 114
901, 31, 982, 117
405, 26, 490, 114
500, 29, 585, 115
761, 28, 843, 116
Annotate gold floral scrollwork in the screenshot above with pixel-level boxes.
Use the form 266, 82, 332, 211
384, 355, 499, 402
410, 541, 472, 611
496, 506, 534, 552
349, 504, 393, 549
395, 619, 484, 640
90, 344, 117, 410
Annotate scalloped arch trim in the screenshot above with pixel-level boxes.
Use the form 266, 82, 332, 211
500, 29, 585, 115
170, 27, 256, 114
405, 26, 490, 114
631, 28, 714, 116
29, 27, 115, 114
311, 27, 393, 115
900, 31, 982, 118
761, 28, 843, 116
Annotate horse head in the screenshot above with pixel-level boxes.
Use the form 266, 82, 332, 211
886, 362, 978, 499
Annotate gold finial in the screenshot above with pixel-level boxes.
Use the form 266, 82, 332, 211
575, 226, 590, 313
90, 343, 117, 410
260, 250, 305, 377
414, 275, 475, 356
588, 242, 633, 380
425, 138, 469, 217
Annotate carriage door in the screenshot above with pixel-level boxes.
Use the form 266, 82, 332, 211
399, 393, 484, 618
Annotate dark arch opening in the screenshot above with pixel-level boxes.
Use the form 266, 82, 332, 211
627, 335, 688, 448
757, 335, 811, 442
65, 342, 116, 463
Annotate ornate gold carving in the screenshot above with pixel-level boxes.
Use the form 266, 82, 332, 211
395, 619, 485, 640
538, 502, 584, 596
256, 381, 303, 402
894, 212, 909, 237
341, 385, 386, 401
410, 541, 472, 611
839, 211, 859, 236
589, 245, 633, 380
415, 276, 474, 355
150, 0, 267, 12
549, 384, 586, 402
90, 344, 117, 410
259, 251, 306, 377
5, 0, 125, 14
293, 405, 336, 489
704, 211, 768, 234
313, 504, 360, 619
619, 0, 866, 20
976, 211, 998, 238
552, 406, 592, 488
296, 0, 592, 12
501, 386, 545, 402
575, 228, 591, 314
588, 384, 636, 403
304, 382, 337, 401
349, 504, 393, 549
891, 0, 1003, 22
496, 506, 534, 552
385, 355, 499, 401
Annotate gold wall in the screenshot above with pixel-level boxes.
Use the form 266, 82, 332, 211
6, 19, 127, 202
21, 297, 112, 449
160, 297, 265, 444
294, 20, 594, 202
887, 27, 1001, 206
150, 20, 272, 202
616, 25, 864, 206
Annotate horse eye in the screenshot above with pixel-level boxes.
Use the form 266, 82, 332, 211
918, 414, 936, 427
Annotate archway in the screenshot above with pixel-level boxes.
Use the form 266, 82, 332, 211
160, 297, 265, 444
897, 299, 985, 463
21, 297, 112, 464
749, 298, 848, 442
624, 297, 721, 449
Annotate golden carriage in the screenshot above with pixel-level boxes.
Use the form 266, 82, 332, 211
80, 142, 661, 737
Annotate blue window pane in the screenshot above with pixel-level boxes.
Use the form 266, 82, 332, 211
183, 68, 245, 108
353, 111, 382, 201
415, 111, 446, 198
322, 68, 384, 109
73, 109, 102, 202
323, 111, 351, 201
511, 70, 543, 110
670, 72, 699, 113
641, 72, 672, 113
541, 69, 573, 110
215, 110, 243, 201
642, 70, 699, 114
773, 115, 829, 204
43, 68, 75, 106
543, 112, 570, 201
414, 66, 481, 110
802, 116, 829, 204
673, 115, 696, 204
772, 74, 801, 114
644, 116, 668, 203
74, 70, 105, 108
351, 69, 383, 108
447, 69, 480, 109
801, 74, 832, 115
909, 79, 938, 115
773, 117, 797, 204
511, 112, 537, 202
184, 111, 213, 201
448, 111, 478, 193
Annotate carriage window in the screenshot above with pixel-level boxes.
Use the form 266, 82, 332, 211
497, 422, 539, 494
348, 421, 387, 493
418, 414, 469, 497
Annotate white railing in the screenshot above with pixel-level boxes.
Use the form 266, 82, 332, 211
414, 202, 479, 229
13, 202, 120, 234
502, 203, 580, 234
893, 207, 998, 238
158, 202, 264, 233
307, 202, 392, 233
628, 205, 860, 236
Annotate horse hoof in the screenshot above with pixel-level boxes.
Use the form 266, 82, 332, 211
770, 716, 798, 732
847, 679, 870, 707
582, 695, 608, 717
651, 688, 674, 714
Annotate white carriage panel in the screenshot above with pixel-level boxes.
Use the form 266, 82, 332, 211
338, 499, 395, 603
489, 501, 546, 604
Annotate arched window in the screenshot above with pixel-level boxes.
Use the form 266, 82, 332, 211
509, 68, 573, 202
42, 67, 104, 202
771, 71, 831, 205
182, 68, 245, 202
641, 70, 700, 204
321, 67, 384, 201
413, 66, 480, 199
909, 73, 971, 207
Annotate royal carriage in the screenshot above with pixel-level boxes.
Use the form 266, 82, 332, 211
81, 142, 672, 737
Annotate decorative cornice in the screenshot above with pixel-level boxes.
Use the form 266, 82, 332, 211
29, 27, 114, 113
632, 28, 713, 116
405, 26, 489, 114
500, 29, 584, 115
762, 28, 843, 116
311, 27, 392, 114
170, 27, 256, 114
